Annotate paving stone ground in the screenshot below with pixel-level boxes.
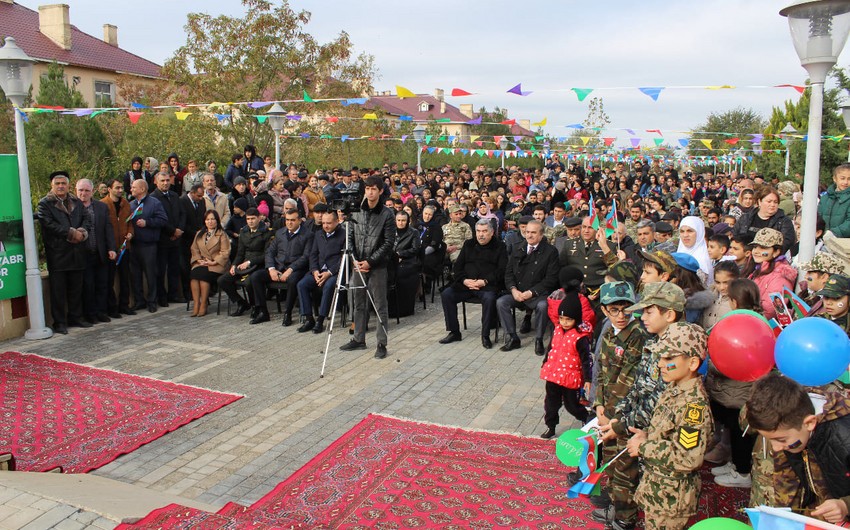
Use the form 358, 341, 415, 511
1, 294, 581, 527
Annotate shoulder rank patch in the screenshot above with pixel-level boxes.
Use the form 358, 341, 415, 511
678, 426, 700, 449
684, 402, 705, 426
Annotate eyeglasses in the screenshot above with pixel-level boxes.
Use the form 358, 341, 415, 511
605, 307, 628, 316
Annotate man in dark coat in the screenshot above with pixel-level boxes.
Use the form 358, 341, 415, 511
75, 178, 116, 324
497, 219, 560, 354
439, 218, 508, 349
101, 178, 134, 316
249, 208, 312, 325
179, 183, 207, 301
37, 171, 93, 334
218, 208, 273, 316
150, 172, 186, 306
128, 179, 168, 313
295, 210, 345, 334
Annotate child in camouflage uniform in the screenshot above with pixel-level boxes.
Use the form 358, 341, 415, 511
815, 274, 850, 337
590, 281, 648, 530
626, 321, 713, 530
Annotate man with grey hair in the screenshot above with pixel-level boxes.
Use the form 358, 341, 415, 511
203, 172, 231, 226
76, 178, 117, 324
439, 219, 507, 349
497, 219, 560, 354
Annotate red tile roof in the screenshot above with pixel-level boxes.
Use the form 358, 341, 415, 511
0, 2, 161, 78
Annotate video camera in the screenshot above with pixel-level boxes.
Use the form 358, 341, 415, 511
332, 187, 363, 214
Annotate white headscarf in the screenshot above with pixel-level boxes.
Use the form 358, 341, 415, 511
677, 216, 713, 283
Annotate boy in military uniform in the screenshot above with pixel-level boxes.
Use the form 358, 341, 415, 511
799, 252, 846, 316
815, 273, 850, 337
626, 321, 712, 530
598, 282, 690, 530
590, 281, 648, 529
442, 204, 473, 263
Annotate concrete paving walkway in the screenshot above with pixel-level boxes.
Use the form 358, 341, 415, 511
0, 295, 576, 528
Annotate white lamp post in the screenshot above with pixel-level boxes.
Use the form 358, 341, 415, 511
781, 122, 798, 175
780, 0, 850, 265
499, 137, 509, 169
267, 102, 286, 171
413, 124, 425, 174
840, 105, 850, 160
0, 37, 51, 339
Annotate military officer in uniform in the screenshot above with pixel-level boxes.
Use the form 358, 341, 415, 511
559, 215, 618, 304
442, 204, 473, 263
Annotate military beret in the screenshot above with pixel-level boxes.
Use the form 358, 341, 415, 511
655, 221, 673, 234
312, 203, 329, 213
564, 217, 583, 227
671, 252, 700, 273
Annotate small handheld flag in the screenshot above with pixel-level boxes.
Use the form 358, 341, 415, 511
126, 202, 143, 223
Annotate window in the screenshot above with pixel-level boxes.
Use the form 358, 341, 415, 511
94, 81, 114, 107
418, 101, 429, 113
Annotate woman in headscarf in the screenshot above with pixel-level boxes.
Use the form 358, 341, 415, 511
677, 216, 713, 284
390, 210, 422, 318
419, 203, 444, 290
474, 197, 500, 235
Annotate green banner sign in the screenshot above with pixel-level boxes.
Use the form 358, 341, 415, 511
0, 155, 26, 301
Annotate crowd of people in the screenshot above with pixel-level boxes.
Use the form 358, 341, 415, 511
36, 149, 850, 528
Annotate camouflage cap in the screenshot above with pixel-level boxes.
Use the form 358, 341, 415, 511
627, 281, 685, 313
655, 221, 673, 234
816, 273, 850, 298
447, 204, 462, 214
600, 281, 637, 305
606, 261, 639, 287
651, 321, 708, 360
638, 249, 677, 274
800, 252, 847, 275
752, 227, 783, 248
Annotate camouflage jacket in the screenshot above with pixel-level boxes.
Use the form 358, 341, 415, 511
593, 318, 648, 420
640, 376, 713, 477
544, 223, 566, 244
625, 218, 640, 241
442, 221, 472, 248
611, 328, 669, 436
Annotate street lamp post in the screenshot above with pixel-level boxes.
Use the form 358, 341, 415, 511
840, 105, 850, 160
0, 37, 52, 339
781, 122, 798, 175
266, 102, 286, 171
499, 137, 509, 169
413, 124, 425, 174
781, 0, 850, 265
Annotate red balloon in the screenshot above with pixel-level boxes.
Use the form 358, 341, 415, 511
707, 314, 775, 382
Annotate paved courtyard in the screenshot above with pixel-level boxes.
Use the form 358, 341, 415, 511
1, 294, 574, 516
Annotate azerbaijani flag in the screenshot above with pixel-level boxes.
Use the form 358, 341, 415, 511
782, 286, 812, 318
126, 202, 143, 223
589, 193, 599, 230
566, 434, 602, 498
605, 199, 619, 237
746, 505, 846, 529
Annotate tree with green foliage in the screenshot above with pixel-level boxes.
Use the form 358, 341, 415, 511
687, 107, 766, 164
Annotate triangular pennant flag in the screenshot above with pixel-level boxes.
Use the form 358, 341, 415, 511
750, 133, 764, 144
566, 123, 585, 129
247, 101, 273, 109
286, 114, 302, 121
571, 88, 593, 101
451, 88, 473, 97
427, 147, 436, 154
475, 141, 483, 147
254, 115, 268, 124
603, 137, 615, 147
396, 85, 416, 98
500, 119, 516, 125
130, 102, 149, 109
507, 83, 532, 96
466, 116, 482, 125
830, 134, 846, 142
580, 137, 591, 146
300, 133, 310, 138
470, 135, 480, 143
700, 139, 713, 149
175, 111, 192, 121
325, 116, 339, 123
398, 115, 413, 121
438, 135, 446, 142
214, 113, 230, 122
340, 135, 349, 142
678, 139, 689, 147
424, 135, 432, 144
363, 113, 378, 120
127, 111, 143, 124
303, 90, 314, 103
630, 138, 641, 148
705, 85, 735, 90
775, 84, 806, 94
724, 138, 740, 145
435, 118, 451, 123
400, 135, 408, 143
532, 117, 547, 127
448, 135, 456, 143
638, 87, 664, 101
493, 136, 502, 145
646, 129, 662, 135
653, 138, 664, 146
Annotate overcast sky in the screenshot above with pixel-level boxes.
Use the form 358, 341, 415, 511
15, 0, 850, 140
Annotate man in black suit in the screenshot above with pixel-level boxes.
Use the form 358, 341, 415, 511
496, 219, 560, 354
249, 208, 312, 325
37, 171, 92, 334
150, 172, 186, 306
180, 183, 207, 301
75, 179, 117, 324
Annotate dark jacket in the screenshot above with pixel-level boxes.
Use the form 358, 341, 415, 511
233, 222, 273, 268
224, 214, 248, 240
394, 227, 421, 268
37, 193, 91, 272
349, 200, 396, 268
265, 225, 312, 273
123, 169, 152, 199
150, 188, 186, 247
86, 200, 117, 263
180, 193, 207, 246
818, 184, 850, 237
127, 195, 168, 245
419, 220, 444, 253
559, 237, 619, 288
733, 209, 796, 254
452, 234, 508, 292
309, 226, 345, 276
504, 238, 560, 297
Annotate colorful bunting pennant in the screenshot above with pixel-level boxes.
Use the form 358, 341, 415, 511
638, 87, 664, 101
451, 88, 473, 97
127, 111, 143, 124
395, 85, 416, 98
302, 90, 314, 103
532, 117, 547, 127
175, 111, 191, 121
571, 88, 593, 101
507, 83, 532, 96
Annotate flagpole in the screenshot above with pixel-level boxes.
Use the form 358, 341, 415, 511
597, 447, 629, 473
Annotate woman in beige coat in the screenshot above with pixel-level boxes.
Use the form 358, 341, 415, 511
190, 210, 230, 316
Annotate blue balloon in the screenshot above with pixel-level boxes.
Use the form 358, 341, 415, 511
775, 318, 850, 386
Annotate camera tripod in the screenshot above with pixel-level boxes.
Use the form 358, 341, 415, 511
320, 218, 388, 377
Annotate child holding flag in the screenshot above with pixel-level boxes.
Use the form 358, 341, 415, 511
625, 319, 712, 530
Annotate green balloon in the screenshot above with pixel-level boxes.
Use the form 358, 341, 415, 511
555, 428, 596, 467
722, 309, 770, 325
689, 517, 751, 530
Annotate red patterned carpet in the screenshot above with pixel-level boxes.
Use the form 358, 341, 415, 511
122, 414, 749, 529
0, 351, 242, 473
